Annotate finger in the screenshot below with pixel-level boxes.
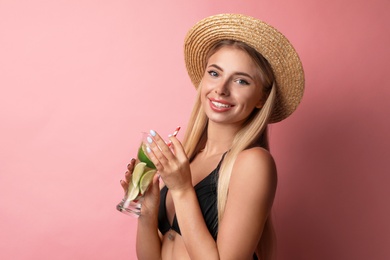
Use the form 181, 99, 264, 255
146, 135, 170, 166
127, 158, 136, 171
148, 174, 160, 197
145, 145, 164, 170
124, 170, 132, 182
124, 158, 136, 182
168, 136, 187, 159
120, 179, 128, 193
150, 130, 173, 153
148, 130, 174, 160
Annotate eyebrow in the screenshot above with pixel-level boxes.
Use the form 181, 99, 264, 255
207, 64, 255, 80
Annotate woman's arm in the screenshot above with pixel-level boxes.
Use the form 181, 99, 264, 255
147, 132, 220, 259
120, 159, 162, 260
136, 175, 163, 259
171, 183, 221, 259
217, 147, 277, 259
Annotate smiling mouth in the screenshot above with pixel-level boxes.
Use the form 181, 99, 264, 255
211, 101, 232, 108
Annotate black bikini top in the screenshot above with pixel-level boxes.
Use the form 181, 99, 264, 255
157, 153, 225, 240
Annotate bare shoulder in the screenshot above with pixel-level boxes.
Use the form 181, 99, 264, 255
230, 147, 277, 193
234, 147, 276, 176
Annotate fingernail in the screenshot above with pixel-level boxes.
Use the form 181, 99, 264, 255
168, 134, 173, 137
147, 136, 153, 144
146, 146, 151, 153
150, 129, 156, 136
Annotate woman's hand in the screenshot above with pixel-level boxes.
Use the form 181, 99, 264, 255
119, 158, 160, 217
139, 173, 160, 217
145, 130, 192, 194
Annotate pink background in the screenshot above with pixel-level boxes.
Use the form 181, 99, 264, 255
1, 0, 389, 259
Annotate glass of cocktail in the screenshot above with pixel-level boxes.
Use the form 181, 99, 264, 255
116, 127, 180, 217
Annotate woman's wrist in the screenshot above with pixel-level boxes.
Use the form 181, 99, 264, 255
138, 212, 158, 227
170, 185, 195, 203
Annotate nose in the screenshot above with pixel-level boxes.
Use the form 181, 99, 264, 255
214, 80, 229, 96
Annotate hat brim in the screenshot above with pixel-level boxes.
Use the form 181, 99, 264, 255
184, 13, 305, 123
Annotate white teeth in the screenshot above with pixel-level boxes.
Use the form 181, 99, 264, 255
211, 101, 231, 108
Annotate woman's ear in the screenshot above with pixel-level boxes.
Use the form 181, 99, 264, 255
255, 99, 264, 109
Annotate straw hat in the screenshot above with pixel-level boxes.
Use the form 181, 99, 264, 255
184, 13, 305, 123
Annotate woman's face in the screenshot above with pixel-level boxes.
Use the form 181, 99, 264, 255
200, 45, 264, 126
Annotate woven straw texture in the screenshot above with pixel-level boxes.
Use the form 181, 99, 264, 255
184, 13, 305, 123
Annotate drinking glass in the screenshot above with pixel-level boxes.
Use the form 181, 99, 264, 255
116, 132, 157, 217
116, 127, 180, 217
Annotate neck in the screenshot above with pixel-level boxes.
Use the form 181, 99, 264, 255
202, 121, 239, 156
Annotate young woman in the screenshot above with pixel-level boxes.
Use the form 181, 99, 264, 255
120, 14, 304, 260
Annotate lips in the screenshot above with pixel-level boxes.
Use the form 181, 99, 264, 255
209, 98, 234, 112
211, 101, 231, 108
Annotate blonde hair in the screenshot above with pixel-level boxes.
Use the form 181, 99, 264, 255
182, 40, 277, 260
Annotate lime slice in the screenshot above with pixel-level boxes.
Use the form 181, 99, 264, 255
137, 144, 156, 169
131, 162, 147, 187
125, 183, 140, 202
139, 169, 157, 194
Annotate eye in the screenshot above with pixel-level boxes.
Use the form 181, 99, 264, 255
236, 79, 250, 85
208, 70, 219, 77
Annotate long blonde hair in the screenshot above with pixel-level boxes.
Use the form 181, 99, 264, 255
182, 40, 277, 260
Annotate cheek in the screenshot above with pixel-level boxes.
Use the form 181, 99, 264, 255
239, 92, 262, 109
250, 87, 264, 104
237, 91, 256, 104
199, 80, 215, 99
